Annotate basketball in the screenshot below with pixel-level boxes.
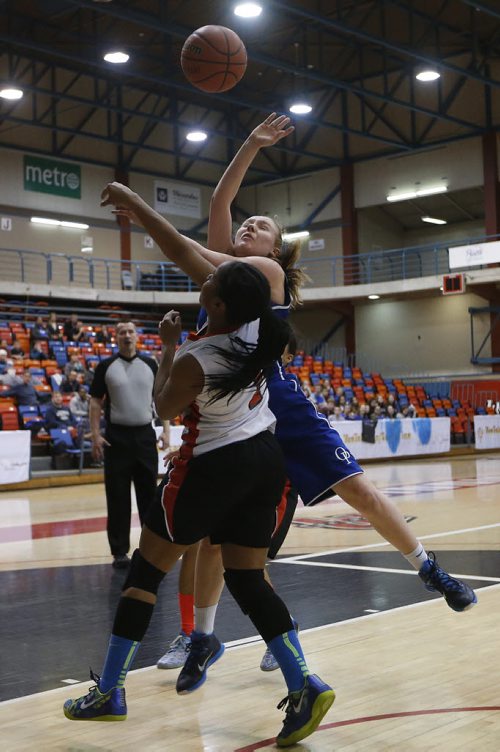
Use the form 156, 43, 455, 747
181, 25, 247, 93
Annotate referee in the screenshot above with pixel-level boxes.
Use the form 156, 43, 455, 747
90, 321, 168, 569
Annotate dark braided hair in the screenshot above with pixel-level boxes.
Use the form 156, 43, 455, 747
204, 262, 291, 403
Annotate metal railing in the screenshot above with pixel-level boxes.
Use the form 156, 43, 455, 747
0, 232, 497, 291
0, 247, 196, 292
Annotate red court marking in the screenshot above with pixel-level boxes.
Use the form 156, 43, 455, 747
234, 706, 500, 751
0, 513, 140, 543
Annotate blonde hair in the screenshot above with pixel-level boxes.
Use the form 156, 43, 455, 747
272, 218, 309, 308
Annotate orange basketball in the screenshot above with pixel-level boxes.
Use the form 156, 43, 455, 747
181, 25, 247, 93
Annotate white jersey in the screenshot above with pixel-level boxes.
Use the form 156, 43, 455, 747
176, 319, 276, 456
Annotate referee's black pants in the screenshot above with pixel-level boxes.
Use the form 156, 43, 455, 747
103, 424, 158, 556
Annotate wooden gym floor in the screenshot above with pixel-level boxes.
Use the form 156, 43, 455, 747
1, 452, 499, 750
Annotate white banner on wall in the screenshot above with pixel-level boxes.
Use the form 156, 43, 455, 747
330, 417, 451, 460
474, 414, 500, 450
0, 431, 31, 484
154, 180, 201, 218
449, 240, 500, 269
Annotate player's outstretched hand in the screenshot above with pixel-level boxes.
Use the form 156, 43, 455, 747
249, 113, 294, 149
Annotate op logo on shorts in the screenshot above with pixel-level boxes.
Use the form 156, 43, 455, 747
335, 447, 351, 464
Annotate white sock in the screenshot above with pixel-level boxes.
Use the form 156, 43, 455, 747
403, 543, 428, 571
194, 604, 218, 635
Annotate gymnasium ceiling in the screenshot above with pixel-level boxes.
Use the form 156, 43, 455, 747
0, 0, 499, 229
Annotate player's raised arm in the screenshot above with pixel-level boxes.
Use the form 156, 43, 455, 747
101, 182, 232, 286
208, 113, 294, 253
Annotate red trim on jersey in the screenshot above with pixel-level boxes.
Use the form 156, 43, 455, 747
272, 478, 292, 536
161, 401, 201, 539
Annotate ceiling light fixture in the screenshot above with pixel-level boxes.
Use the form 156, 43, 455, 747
289, 102, 312, 115
186, 130, 208, 142
282, 231, 310, 241
368, 294, 380, 300
0, 87, 24, 100
386, 185, 448, 202
103, 51, 129, 64
30, 217, 89, 229
416, 69, 440, 82
234, 2, 262, 17
421, 216, 447, 225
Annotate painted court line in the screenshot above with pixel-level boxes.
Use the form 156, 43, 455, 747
271, 559, 500, 582
233, 706, 500, 752
277, 521, 500, 563
2, 583, 499, 707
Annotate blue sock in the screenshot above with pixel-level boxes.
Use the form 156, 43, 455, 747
267, 629, 310, 693
99, 634, 140, 692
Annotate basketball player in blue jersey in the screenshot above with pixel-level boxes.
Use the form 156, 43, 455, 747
63, 187, 334, 748
101, 114, 476, 684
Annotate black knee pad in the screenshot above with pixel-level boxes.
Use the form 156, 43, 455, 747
224, 568, 268, 615
122, 549, 166, 595
224, 568, 292, 643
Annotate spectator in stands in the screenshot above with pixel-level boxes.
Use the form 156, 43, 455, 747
330, 405, 345, 423
45, 391, 78, 432
95, 324, 112, 345
399, 404, 416, 419
2, 369, 39, 406
10, 336, 25, 357
63, 313, 79, 341
70, 385, 90, 419
386, 405, 397, 419
64, 353, 85, 377
47, 311, 61, 340
31, 315, 48, 342
73, 320, 87, 343
61, 369, 81, 394
30, 339, 45, 361
0, 348, 10, 375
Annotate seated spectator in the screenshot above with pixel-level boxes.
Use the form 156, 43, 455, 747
63, 313, 79, 341
0, 348, 11, 375
330, 405, 346, 422
69, 385, 90, 419
31, 315, 48, 342
345, 405, 361, 420
30, 339, 45, 361
386, 404, 397, 419
311, 384, 327, 408
45, 391, 77, 432
47, 311, 61, 340
10, 336, 25, 357
95, 324, 111, 344
73, 320, 87, 343
399, 404, 416, 419
60, 369, 81, 393
64, 353, 85, 377
2, 369, 39, 406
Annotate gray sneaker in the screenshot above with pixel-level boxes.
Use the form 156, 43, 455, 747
157, 632, 191, 669
260, 645, 279, 672
260, 619, 299, 672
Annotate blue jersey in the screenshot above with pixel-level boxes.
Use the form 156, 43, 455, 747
196, 281, 363, 505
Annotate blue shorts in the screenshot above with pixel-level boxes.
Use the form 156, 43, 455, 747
268, 364, 363, 505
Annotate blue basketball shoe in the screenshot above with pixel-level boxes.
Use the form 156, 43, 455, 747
419, 551, 477, 612
276, 674, 335, 747
176, 632, 225, 694
63, 670, 127, 721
